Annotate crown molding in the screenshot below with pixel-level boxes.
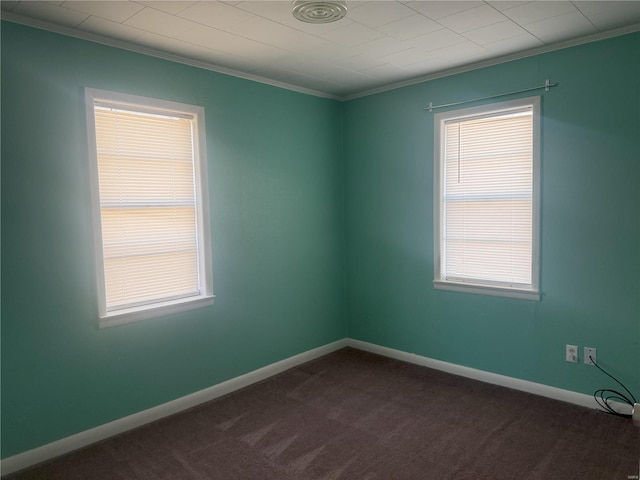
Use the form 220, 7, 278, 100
342, 23, 640, 101
0, 12, 341, 101
2, 12, 639, 102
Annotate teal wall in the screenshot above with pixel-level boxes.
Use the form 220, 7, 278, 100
344, 33, 640, 399
2, 20, 639, 461
1, 22, 345, 458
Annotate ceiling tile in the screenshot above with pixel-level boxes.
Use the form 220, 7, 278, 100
250, 64, 340, 91
482, 32, 543, 54
410, 28, 467, 52
5, 0, 638, 99
432, 41, 490, 61
124, 7, 195, 37
402, 56, 454, 74
353, 35, 415, 57
178, 1, 251, 30
437, 5, 508, 33
77, 16, 145, 42
345, 1, 374, 10
272, 58, 373, 85
574, 1, 640, 30
229, 17, 332, 53
320, 22, 386, 47
299, 77, 347, 94
201, 50, 276, 74
133, 31, 260, 72
502, 1, 577, 25
0, 2, 19, 12
361, 62, 411, 82
347, 1, 415, 28
289, 17, 356, 35
380, 47, 438, 67
14, 1, 89, 27
233, 1, 299, 23
175, 23, 233, 48
463, 20, 527, 45
268, 57, 333, 77
574, 1, 628, 17
134, 31, 208, 55
487, 1, 532, 12
177, 23, 286, 60
145, 37, 266, 76
377, 14, 443, 40
320, 66, 374, 84
135, 2, 196, 15
408, 1, 484, 20
216, 55, 277, 74
524, 11, 598, 43
297, 42, 365, 63
343, 73, 386, 87
62, 1, 144, 23
335, 52, 386, 71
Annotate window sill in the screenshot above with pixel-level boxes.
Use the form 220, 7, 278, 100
99, 295, 215, 329
433, 280, 540, 301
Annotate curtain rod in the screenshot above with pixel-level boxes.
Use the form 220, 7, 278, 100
424, 79, 557, 112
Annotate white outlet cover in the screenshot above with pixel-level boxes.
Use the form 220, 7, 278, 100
566, 345, 578, 363
584, 347, 596, 365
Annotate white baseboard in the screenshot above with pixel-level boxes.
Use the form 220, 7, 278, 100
3, 337, 629, 476
0, 339, 348, 476
345, 338, 633, 415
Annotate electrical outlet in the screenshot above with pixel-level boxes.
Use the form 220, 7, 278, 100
584, 347, 596, 365
566, 345, 578, 363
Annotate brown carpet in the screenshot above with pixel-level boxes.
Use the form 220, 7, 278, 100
5, 347, 639, 479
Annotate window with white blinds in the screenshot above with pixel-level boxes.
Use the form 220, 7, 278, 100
434, 97, 540, 300
86, 89, 213, 327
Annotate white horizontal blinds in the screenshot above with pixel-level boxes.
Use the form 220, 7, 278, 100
94, 106, 200, 310
442, 107, 533, 287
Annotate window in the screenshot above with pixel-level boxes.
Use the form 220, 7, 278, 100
434, 97, 540, 300
86, 89, 213, 327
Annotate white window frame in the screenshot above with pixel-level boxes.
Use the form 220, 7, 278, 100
433, 96, 540, 301
86, 88, 214, 328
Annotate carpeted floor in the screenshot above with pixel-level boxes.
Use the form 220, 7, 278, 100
5, 347, 639, 479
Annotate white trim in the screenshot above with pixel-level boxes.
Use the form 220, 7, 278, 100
2, 13, 638, 102
1, 13, 339, 101
433, 281, 540, 301
433, 96, 540, 301
0, 339, 348, 476
98, 295, 215, 329
85, 88, 215, 328
2, 337, 631, 475
341, 23, 640, 101
345, 338, 633, 414
633, 403, 640, 428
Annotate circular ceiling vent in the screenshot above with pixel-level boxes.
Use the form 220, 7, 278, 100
292, 1, 348, 24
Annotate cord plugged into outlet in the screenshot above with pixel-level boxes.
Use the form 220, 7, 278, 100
565, 344, 638, 421
584, 347, 596, 365
584, 347, 597, 365
591, 353, 638, 419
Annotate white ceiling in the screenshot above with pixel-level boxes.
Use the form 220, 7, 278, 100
2, 1, 640, 99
